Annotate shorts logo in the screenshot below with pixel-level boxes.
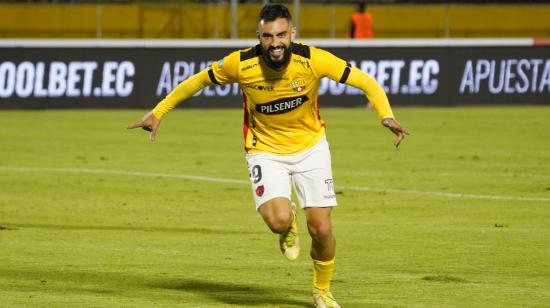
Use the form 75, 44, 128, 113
324, 179, 334, 192
255, 95, 309, 115
323, 179, 335, 199
255, 185, 265, 197
291, 79, 306, 92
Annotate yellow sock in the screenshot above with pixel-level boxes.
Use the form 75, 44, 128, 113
313, 258, 335, 290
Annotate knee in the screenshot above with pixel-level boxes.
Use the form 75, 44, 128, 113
265, 213, 292, 234
308, 223, 333, 243
259, 197, 293, 234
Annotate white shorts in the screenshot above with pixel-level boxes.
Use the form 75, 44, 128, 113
245, 138, 337, 210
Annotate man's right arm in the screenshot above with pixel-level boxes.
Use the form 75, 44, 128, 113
152, 69, 214, 120
126, 69, 213, 141
153, 50, 240, 119
128, 50, 240, 140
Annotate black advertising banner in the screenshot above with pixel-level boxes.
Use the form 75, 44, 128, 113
0, 45, 549, 109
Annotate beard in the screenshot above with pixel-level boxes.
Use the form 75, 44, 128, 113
261, 43, 292, 70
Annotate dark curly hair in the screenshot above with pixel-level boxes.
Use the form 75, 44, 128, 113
258, 4, 292, 23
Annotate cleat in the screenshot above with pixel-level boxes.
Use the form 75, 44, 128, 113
279, 203, 300, 261
313, 288, 341, 308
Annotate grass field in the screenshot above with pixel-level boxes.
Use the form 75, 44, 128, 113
1, 106, 549, 307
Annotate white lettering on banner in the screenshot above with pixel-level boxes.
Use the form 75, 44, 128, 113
81, 62, 97, 97
173, 61, 191, 87
382, 60, 405, 94
157, 59, 441, 98
157, 60, 241, 98
157, 62, 172, 96
34, 62, 48, 97
0, 62, 16, 97
67, 62, 83, 97
319, 59, 439, 96
216, 84, 232, 96
116, 61, 135, 97
49, 61, 67, 97
330, 81, 346, 95
459, 58, 550, 94
516, 59, 530, 93
102, 61, 118, 97
16, 62, 34, 98
408, 60, 439, 94
0, 60, 134, 98
540, 61, 550, 92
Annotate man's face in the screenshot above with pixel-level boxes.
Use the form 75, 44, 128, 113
257, 17, 296, 70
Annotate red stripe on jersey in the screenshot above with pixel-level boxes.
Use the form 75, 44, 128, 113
316, 98, 325, 128
242, 90, 250, 144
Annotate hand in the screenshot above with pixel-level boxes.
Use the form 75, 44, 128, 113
127, 111, 161, 141
382, 118, 410, 148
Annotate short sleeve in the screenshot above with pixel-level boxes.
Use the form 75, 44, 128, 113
209, 51, 240, 85
310, 47, 349, 82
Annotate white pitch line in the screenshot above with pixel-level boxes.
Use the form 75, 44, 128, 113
343, 186, 550, 203
338, 170, 550, 180
1, 166, 549, 203
0, 166, 248, 185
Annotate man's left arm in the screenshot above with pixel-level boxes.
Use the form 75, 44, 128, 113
344, 66, 410, 148
311, 47, 409, 148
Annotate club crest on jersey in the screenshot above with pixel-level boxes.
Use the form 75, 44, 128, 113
255, 95, 309, 115
255, 185, 265, 197
291, 79, 306, 92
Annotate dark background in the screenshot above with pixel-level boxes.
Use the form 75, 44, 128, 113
1, 45, 549, 109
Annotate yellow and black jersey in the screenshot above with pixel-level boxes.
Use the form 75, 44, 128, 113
153, 43, 394, 155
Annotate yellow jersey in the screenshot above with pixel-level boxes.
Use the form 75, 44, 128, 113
152, 43, 394, 155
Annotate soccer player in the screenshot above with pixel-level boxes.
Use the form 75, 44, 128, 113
128, 4, 408, 307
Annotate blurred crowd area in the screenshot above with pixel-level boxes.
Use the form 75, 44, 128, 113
1, 0, 549, 38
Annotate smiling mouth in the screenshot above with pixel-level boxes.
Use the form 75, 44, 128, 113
269, 47, 284, 59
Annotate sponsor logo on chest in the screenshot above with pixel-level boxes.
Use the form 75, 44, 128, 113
255, 95, 309, 115
241, 63, 259, 71
244, 83, 274, 91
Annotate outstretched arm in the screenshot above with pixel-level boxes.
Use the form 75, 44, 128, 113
345, 66, 410, 148
127, 68, 214, 141
310, 47, 410, 147
346, 67, 410, 147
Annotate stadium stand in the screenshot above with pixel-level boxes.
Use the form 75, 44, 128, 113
0, 1, 549, 38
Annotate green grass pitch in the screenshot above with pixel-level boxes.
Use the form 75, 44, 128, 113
1, 106, 549, 307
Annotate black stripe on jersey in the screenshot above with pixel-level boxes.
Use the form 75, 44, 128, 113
240, 44, 311, 61
339, 63, 352, 84
240, 45, 262, 61
291, 43, 311, 59
208, 69, 220, 85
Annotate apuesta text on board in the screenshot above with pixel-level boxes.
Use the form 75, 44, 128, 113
0, 45, 548, 106
2, 59, 549, 98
